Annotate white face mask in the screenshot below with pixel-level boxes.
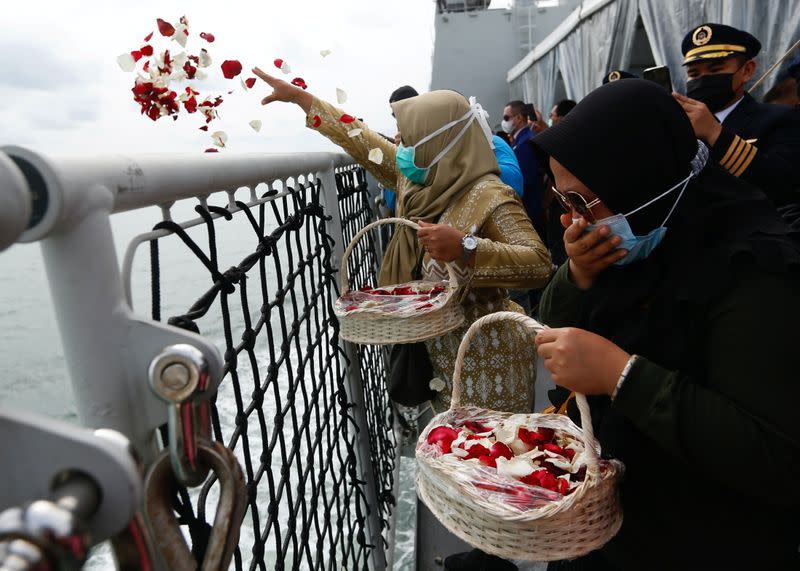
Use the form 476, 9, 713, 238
501, 118, 515, 134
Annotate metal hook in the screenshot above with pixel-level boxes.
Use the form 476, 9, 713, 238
144, 441, 246, 571
149, 344, 212, 487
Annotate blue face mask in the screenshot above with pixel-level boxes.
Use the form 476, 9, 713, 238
395, 96, 494, 185
587, 172, 694, 266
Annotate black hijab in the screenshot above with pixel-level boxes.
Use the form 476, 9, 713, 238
533, 79, 800, 441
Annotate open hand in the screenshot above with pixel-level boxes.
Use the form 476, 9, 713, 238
672, 92, 722, 146
561, 214, 626, 289
417, 222, 467, 263
252, 67, 312, 112
535, 327, 630, 396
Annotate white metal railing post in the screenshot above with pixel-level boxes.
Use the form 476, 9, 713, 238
317, 162, 387, 571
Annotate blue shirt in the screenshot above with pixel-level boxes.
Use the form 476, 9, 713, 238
492, 135, 524, 197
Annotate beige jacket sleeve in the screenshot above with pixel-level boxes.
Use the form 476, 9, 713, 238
472, 201, 552, 289
305, 96, 399, 190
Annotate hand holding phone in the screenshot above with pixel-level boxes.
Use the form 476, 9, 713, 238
643, 65, 673, 92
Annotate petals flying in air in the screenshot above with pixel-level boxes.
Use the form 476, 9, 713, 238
249, 119, 262, 132
336, 88, 347, 104
368, 148, 384, 164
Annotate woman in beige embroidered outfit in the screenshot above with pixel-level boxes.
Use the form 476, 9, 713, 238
253, 68, 552, 413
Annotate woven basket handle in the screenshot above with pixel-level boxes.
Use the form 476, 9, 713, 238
339, 217, 460, 293
450, 310, 599, 471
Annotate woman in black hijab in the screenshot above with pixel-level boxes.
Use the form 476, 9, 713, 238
532, 79, 800, 570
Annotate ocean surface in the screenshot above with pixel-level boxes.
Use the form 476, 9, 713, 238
0, 200, 416, 570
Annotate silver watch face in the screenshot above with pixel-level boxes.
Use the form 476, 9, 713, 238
463, 235, 478, 251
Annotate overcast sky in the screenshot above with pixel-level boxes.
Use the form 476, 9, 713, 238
0, 0, 474, 156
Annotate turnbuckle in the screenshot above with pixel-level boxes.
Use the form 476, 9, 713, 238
144, 442, 246, 571
149, 344, 213, 487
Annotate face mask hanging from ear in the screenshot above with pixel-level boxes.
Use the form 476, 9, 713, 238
587, 140, 709, 265
395, 96, 494, 185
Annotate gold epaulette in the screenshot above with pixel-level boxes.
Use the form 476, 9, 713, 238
719, 134, 758, 177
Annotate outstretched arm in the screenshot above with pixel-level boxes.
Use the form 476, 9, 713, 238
252, 68, 399, 190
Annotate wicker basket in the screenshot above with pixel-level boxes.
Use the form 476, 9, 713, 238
337, 217, 465, 345
416, 311, 624, 561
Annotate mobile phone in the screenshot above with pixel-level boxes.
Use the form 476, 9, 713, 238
643, 65, 673, 92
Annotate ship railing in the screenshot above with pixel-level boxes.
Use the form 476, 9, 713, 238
0, 147, 399, 570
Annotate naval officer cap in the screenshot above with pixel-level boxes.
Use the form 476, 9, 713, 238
602, 70, 638, 84
681, 23, 761, 65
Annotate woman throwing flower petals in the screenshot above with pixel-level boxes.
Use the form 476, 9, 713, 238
533, 79, 800, 569
253, 67, 552, 413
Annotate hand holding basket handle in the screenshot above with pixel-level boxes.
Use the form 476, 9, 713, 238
450, 310, 598, 473
416, 310, 623, 561
337, 217, 466, 345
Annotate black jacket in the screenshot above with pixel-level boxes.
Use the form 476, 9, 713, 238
710, 93, 800, 210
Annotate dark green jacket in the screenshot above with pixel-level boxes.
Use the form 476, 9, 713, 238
539, 262, 800, 570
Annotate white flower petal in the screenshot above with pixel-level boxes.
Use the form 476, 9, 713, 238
249, 120, 262, 132
198, 49, 212, 68
240, 78, 249, 91
211, 130, 228, 148
280, 61, 291, 74
429, 377, 445, 392
171, 25, 188, 47
451, 447, 469, 458
495, 457, 535, 479
320, 49, 332, 57
117, 53, 136, 72
195, 69, 208, 80
336, 88, 347, 104
368, 148, 383, 164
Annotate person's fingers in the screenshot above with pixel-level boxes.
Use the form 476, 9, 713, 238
252, 67, 277, 85
598, 247, 628, 265
562, 217, 588, 242
261, 93, 280, 105
559, 212, 572, 229
671, 91, 688, 102
417, 221, 432, 227
567, 224, 611, 254
535, 328, 560, 345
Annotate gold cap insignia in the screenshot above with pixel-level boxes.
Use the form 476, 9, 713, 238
608, 70, 621, 82
692, 25, 712, 46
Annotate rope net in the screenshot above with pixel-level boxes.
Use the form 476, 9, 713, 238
143, 166, 396, 570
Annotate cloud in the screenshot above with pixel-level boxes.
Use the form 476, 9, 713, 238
0, 42, 79, 89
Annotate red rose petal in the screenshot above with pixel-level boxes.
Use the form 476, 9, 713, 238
426, 426, 459, 454
463, 443, 490, 460
183, 96, 197, 113
273, 58, 283, 69
204, 148, 219, 153
339, 114, 356, 124
140, 45, 153, 56
199, 125, 209, 131
478, 456, 497, 468
156, 18, 175, 37
489, 442, 513, 460
291, 77, 307, 90
143, 32, 153, 42
142, 61, 150, 72
221, 59, 243, 79
245, 77, 256, 89
130, 50, 143, 62
311, 115, 321, 128
199, 32, 215, 42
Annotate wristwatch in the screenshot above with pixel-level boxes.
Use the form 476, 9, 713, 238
461, 233, 478, 261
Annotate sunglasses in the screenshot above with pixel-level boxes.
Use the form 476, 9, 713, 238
551, 186, 602, 223
502, 115, 513, 121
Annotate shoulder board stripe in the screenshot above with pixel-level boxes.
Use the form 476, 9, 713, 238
732, 144, 757, 177
728, 140, 754, 175
720, 136, 744, 169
